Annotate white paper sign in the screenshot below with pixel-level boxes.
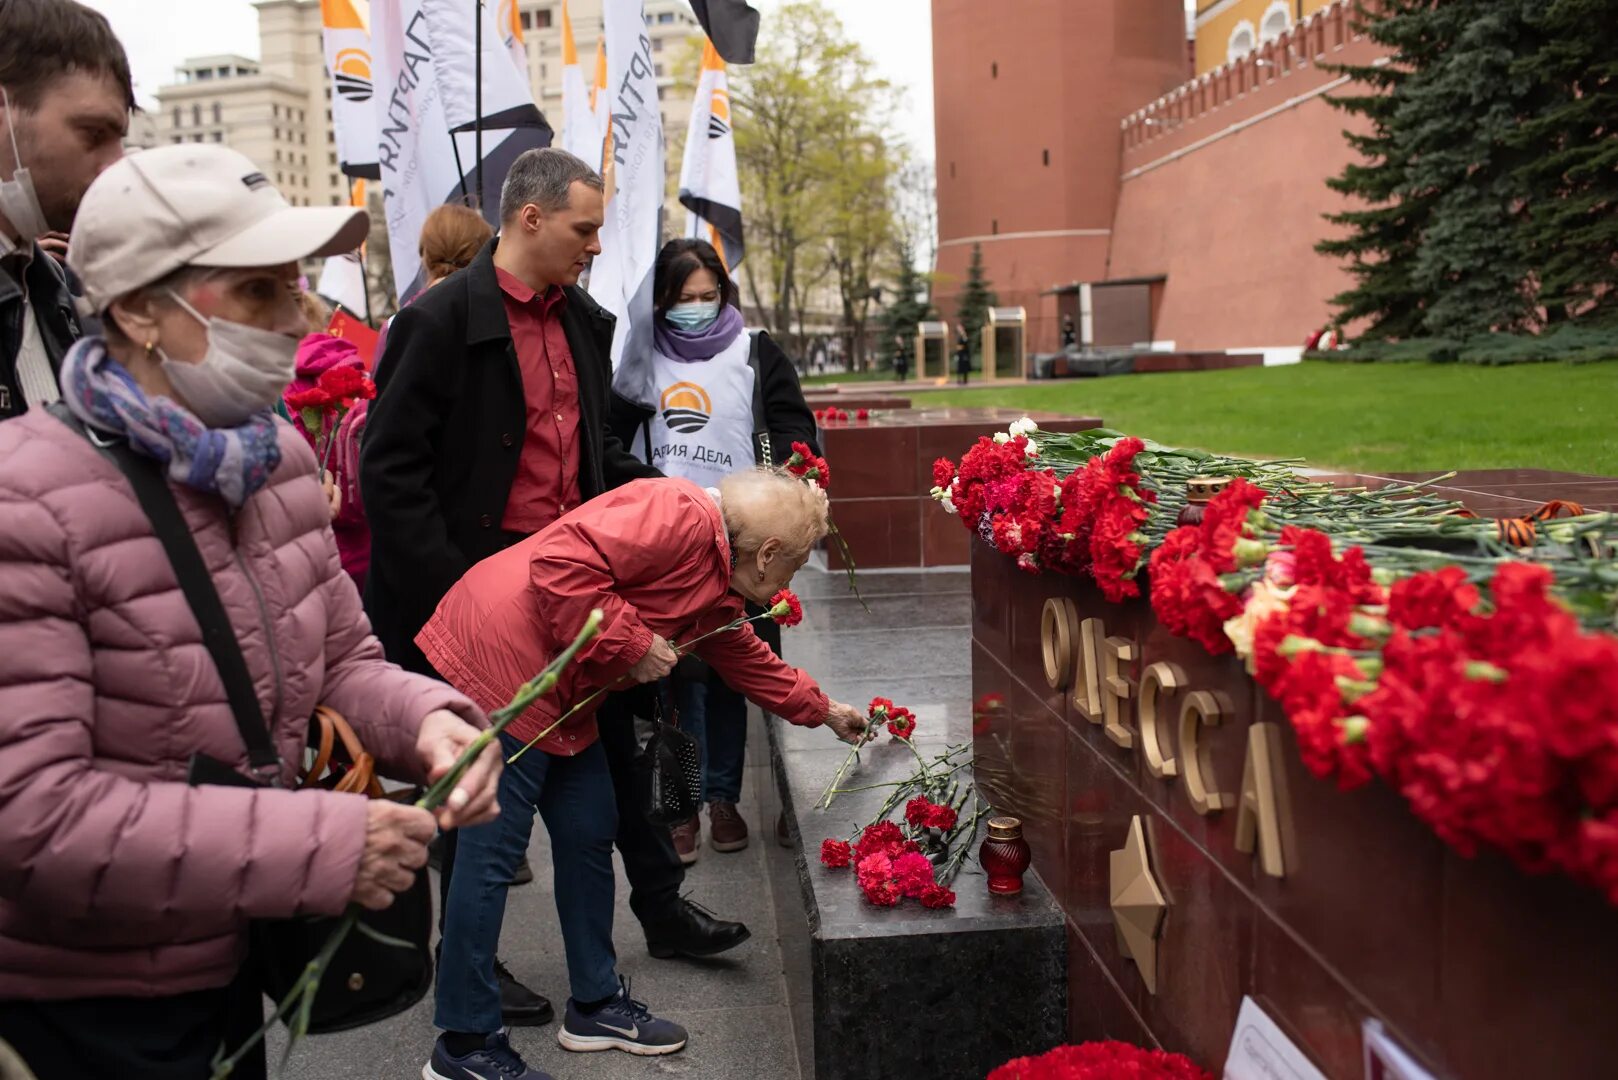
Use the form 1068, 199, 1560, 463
1363, 1020, 1438, 1080
1224, 997, 1328, 1080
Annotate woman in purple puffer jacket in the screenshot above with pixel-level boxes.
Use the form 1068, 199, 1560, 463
0, 146, 503, 1080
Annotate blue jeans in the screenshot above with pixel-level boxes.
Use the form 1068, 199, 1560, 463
434, 731, 620, 1035
673, 670, 747, 804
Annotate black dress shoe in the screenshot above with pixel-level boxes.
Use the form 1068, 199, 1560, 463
495, 958, 554, 1026
643, 896, 751, 959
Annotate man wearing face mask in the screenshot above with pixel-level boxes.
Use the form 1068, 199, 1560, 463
0, 0, 133, 421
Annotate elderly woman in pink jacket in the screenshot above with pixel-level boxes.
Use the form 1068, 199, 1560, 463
0, 145, 501, 1080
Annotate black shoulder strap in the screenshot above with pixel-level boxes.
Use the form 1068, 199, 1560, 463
746, 330, 771, 466
47, 404, 282, 779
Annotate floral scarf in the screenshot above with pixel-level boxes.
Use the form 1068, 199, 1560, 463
59, 336, 283, 507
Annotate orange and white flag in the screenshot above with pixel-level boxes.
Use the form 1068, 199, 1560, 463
320, 0, 380, 179
560, 1, 603, 169
679, 39, 743, 269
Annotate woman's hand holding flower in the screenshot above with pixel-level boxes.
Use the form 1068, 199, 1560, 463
627, 634, 679, 683
416, 708, 502, 830
823, 700, 868, 744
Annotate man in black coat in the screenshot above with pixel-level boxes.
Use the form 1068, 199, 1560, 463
361, 149, 747, 1038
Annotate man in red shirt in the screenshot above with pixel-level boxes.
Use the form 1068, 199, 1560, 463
363, 149, 746, 1080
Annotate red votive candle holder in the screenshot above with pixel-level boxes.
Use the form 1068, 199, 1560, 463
979, 816, 1032, 895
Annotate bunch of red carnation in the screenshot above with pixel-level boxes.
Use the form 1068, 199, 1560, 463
934, 436, 1158, 587
784, 441, 831, 490
989, 1041, 1212, 1080
814, 406, 851, 423
286, 365, 377, 469
830, 821, 956, 909
1148, 477, 1270, 655
867, 697, 918, 741
1355, 562, 1618, 900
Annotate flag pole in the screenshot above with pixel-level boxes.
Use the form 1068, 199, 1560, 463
349, 176, 376, 328
474, 0, 484, 211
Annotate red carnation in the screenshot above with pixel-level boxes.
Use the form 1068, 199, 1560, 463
891, 851, 935, 898
857, 408, 870, 420
867, 696, 894, 719
886, 708, 917, 740
285, 386, 335, 412
918, 882, 956, 909
1388, 566, 1481, 631
819, 838, 852, 868
904, 796, 936, 830
315, 364, 375, 405
932, 457, 955, 490
853, 821, 906, 862
768, 588, 804, 627
989, 1041, 1213, 1080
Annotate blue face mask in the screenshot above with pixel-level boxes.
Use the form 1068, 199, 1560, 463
666, 300, 721, 332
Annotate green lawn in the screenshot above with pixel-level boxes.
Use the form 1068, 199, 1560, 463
919, 361, 1618, 475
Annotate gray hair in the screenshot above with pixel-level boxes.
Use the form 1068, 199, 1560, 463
499, 148, 603, 223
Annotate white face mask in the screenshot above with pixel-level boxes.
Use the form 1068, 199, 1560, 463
0, 87, 48, 242
160, 289, 299, 428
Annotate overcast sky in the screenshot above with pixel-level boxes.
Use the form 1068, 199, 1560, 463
85, 0, 1197, 162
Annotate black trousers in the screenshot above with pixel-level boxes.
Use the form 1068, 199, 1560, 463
0, 963, 266, 1080
436, 689, 685, 934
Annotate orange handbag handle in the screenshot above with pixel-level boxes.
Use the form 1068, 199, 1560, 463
299, 705, 385, 799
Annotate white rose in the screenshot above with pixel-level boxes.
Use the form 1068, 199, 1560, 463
1223, 579, 1295, 669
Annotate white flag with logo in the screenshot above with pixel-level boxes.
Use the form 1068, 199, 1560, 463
593, 0, 665, 394
680, 38, 743, 270
496, 0, 527, 82
372, 0, 550, 298
560, 0, 602, 168
321, 0, 380, 179
421, 0, 542, 133
318, 178, 370, 315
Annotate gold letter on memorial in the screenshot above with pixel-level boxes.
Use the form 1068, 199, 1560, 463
1235, 722, 1286, 878
1041, 598, 1078, 690
1101, 637, 1138, 749
1178, 690, 1234, 815
1072, 617, 1105, 722
1137, 662, 1182, 779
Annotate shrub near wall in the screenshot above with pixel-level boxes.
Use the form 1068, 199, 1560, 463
1309, 325, 1618, 365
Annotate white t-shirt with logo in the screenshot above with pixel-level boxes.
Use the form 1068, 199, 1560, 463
635, 333, 756, 488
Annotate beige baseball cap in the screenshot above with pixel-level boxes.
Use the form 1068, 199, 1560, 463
68, 143, 370, 313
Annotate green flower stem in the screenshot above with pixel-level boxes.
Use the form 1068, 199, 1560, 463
209, 611, 604, 1080
507, 609, 782, 766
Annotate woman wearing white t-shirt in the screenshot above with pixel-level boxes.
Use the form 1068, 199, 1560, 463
610, 238, 818, 861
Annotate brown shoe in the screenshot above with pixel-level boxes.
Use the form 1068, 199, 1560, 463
671, 814, 701, 865
707, 800, 750, 853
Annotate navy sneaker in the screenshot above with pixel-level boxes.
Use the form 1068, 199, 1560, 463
557, 978, 688, 1056
423, 1030, 553, 1080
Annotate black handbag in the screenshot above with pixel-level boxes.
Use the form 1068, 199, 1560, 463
628, 689, 704, 827
51, 407, 433, 1034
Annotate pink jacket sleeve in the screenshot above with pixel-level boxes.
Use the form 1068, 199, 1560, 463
0, 494, 367, 922
695, 623, 828, 728
527, 496, 718, 683
316, 523, 488, 782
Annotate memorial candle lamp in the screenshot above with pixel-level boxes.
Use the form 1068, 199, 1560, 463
979, 816, 1032, 894
1175, 475, 1231, 528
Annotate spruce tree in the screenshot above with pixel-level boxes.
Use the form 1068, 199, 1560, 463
879, 240, 933, 366
1512, 0, 1618, 325
1317, 1, 1446, 340
955, 243, 998, 359
1401, 1, 1545, 338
